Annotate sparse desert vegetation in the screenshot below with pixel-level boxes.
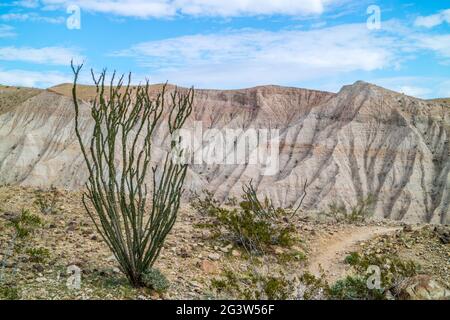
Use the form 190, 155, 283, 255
0, 185, 448, 300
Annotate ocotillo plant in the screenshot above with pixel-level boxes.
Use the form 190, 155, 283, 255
71, 62, 193, 287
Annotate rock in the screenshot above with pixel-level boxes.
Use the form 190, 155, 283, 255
66, 221, 77, 232
403, 225, 413, 232
33, 264, 45, 273
208, 253, 221, 261
150, 291, 161, 300
200, 230, 212, 240
198, 260, 219, 274
1, 211, 19, 222
273, 246, 284, 255
397, 275, 450, 300
220, 244, 233, 253
231, 250, 241, 257
178, 247, 191, 258
112, 267, 121, 274
434, 226, 450, 244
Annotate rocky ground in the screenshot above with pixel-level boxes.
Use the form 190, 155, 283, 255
0, 185, 448, 300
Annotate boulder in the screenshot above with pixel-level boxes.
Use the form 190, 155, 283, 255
397, 275, 450, 300
198, 260, 219, 274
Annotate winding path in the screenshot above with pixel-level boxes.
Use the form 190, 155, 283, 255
307, 226, 400, 282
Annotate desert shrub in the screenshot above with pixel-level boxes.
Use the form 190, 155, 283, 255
216, 206, 296, 252
0, 284, 20, 300
211, 267, 294, 300
190, 190, 223, 217
0, 209, 43, 284
7, 209, 42, 239
344, 251, 418, 292
298, 272, 330, 300
328, 275, 385, 300
224, 196, 238, 206
142, 268, 170, 294
241, 180, 305, 219
344, 252, 360, 265
320, 251, 421, 300
276, 250, 307, 264
298, 271, 385, 300
34, 187, 59, 215
191, 184, 298, 253
72, 63, 193, 287
262, 276, 293, 300
25, 247, 50, 263
321, 195, 375, 223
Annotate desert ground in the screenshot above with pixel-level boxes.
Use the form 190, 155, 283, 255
0, 185, 448, 300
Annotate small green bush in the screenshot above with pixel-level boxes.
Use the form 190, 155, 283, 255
34, 187, 59, 215
299, 272, 330, 300
0, 284, 20, 300
344, 251, 418, 290
263, 276, 292, 300
26, 247, 50, 263
344, 252, 360, 265
142, 268, 170, 294
321, 196, 375, 223
190, 190, 222, 216
8, 209, 42, 239
328, 276, 385, 300
191, 188, 298, 253
217, 208, 296, 252
211, 268, 294, 300
277, 250, 307, 264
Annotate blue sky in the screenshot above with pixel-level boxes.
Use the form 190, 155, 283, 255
0, 0, 449, 98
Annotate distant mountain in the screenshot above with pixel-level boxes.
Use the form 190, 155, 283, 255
0, 81, 449, 223
429, 98, 450, 106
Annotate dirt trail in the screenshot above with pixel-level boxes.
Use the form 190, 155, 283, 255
307, 226, 400, 282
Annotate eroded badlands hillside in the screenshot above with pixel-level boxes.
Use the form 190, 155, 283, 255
0, 82, 449, 223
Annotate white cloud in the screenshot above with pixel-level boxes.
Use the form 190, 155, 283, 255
369, 77, 450, 99
12, 0, 40, 8
0, 24, 15, 38
398, 85, 432, 98
414, 9, 450, 28
41, 0, 338, 18
0, 13, 65, 24
114, 24, 397, 88
0, 69, 71, 88
0, 46, 83, 66
382, 19, 450, 62
413, 34, 450, 59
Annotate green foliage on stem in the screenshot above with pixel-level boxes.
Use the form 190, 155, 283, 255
71, 62, 193, 287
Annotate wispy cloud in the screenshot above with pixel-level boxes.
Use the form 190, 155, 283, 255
370, 76, 450, 99
412, 34, 450, 60
0, 46, 84, 66
0, 24, 16, 38
414, 8, 450, 28
41, 0, 340, 18
0, 69, 71, 87
0, 13, 65, 24
114, 23, 400, 88
12, 0, 40, 9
